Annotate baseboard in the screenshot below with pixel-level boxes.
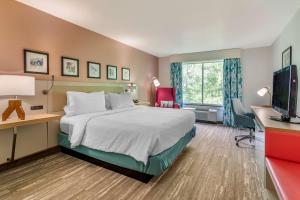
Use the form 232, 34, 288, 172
0, 146, 60, 172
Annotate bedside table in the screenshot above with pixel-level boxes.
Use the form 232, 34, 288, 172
0, 113, 61, 162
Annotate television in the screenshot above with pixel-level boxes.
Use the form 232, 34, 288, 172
272, 65, 298, 122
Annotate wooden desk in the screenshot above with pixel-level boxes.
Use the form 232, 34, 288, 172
0, 114, 61, 162
251, 106, 300, 133
251, 106, 300, 161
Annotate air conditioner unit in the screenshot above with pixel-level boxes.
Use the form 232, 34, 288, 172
195, 109, 218, 123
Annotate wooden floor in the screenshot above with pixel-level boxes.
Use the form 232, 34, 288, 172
0, 123, 277, 200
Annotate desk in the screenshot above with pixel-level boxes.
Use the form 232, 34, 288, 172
251, 106, 300, 198
252, 106, 300, 161
251, 106, 300, 133
0, 114, 61, 162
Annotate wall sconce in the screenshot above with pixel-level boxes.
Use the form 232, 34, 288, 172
42, 75, 55, 95
126, 82, 137, 100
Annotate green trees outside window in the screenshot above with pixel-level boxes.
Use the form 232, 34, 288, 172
182, 61, 223, 105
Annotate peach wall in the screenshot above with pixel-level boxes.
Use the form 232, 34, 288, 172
0, 0, 158, 101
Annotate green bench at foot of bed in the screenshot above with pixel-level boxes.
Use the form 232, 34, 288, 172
58, 126, 196, 176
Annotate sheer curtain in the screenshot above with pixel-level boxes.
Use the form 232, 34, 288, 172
223, 58, 243, 126
170, 62, 183, 107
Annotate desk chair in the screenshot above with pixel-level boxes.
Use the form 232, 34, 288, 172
231, 98, 255, 147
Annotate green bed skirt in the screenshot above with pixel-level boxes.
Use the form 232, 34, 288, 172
58, 126, 196, 176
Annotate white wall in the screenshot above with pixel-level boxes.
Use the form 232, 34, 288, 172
158, 56, 171, 87
272, 8, 300, 113
158, 47, 273, 110
241, 47, 273, 110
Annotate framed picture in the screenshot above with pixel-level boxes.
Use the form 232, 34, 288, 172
122, 67, 130, 81
107, 65, 117, 80
61, 57, 79, 77
24, 49, 49, 74
87, 61, 101, 79
282, 46, 292, 68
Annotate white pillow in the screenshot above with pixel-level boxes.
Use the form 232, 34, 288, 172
160, 101, 173, 108
109, 93, 134, 110
64, 91, 106, 116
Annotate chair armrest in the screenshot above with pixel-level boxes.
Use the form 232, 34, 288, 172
174, 103, 180, 109
235, 114, 255, 129
155, 103, 160, 107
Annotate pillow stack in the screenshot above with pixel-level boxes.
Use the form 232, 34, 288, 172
64, 91, 135, 116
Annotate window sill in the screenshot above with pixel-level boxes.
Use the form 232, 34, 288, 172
183, 103, 223, 108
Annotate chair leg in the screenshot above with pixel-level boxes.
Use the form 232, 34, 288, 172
235, 128, 255, 147
234, 134, 250, 140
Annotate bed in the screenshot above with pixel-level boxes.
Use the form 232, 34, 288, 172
58, 91, 196, 182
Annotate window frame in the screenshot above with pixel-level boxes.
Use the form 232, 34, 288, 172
182, 60, 224, 106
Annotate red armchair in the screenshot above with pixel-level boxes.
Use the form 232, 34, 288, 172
155, 87, 180, 109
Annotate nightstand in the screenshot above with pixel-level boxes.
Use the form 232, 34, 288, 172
0, 113, 61, 162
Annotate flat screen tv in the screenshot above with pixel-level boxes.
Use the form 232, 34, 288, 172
272, 65, 298, 121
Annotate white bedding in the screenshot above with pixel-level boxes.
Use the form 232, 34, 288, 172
60, 106, 195, 164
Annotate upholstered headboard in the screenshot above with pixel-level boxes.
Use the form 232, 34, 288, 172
47, 81, 127, 112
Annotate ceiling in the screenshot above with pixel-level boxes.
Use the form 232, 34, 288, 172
18, 0, 300, 57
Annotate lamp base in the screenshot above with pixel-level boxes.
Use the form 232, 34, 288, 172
2, 100, 25, 121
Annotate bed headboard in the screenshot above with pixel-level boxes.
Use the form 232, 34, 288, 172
47, 81, 127, 112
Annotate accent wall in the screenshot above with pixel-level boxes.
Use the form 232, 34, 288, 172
0, 0, 158, 102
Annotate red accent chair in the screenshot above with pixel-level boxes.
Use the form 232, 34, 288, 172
155, 87, 180, 109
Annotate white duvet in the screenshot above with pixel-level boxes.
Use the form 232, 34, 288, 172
61, 106, 195, 165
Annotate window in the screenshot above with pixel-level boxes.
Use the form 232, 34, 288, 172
182, 60, 223, 105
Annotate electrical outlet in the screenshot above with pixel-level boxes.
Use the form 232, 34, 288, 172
31, 105, 44, 110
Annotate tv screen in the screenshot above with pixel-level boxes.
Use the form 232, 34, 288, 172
272, 69, 290, 110
272, 65, 297, 117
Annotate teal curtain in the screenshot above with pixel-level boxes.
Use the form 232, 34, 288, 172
170, 62, 183, 106
223, 58, 243, 126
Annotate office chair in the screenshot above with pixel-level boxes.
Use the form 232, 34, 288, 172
231, 98, 255, 147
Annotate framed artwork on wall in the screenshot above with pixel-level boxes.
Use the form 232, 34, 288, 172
122, 67, 130, 81
107, 65, 117, 80
282, 46, 292, 68
24, 49, 49, 74
87, 61, 101, 79
61, 57, 79, 77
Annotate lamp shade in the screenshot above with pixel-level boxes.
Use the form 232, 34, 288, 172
257, 86, 270, 97
152, 77, 160, 87
0, 75, 35, 96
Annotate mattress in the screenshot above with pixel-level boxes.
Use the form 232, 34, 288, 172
58, 126, 196, 176
60, 106, 195, 164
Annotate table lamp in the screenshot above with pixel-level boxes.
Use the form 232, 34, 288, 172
0, 75, 35, 121
257, 86, 271, 105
